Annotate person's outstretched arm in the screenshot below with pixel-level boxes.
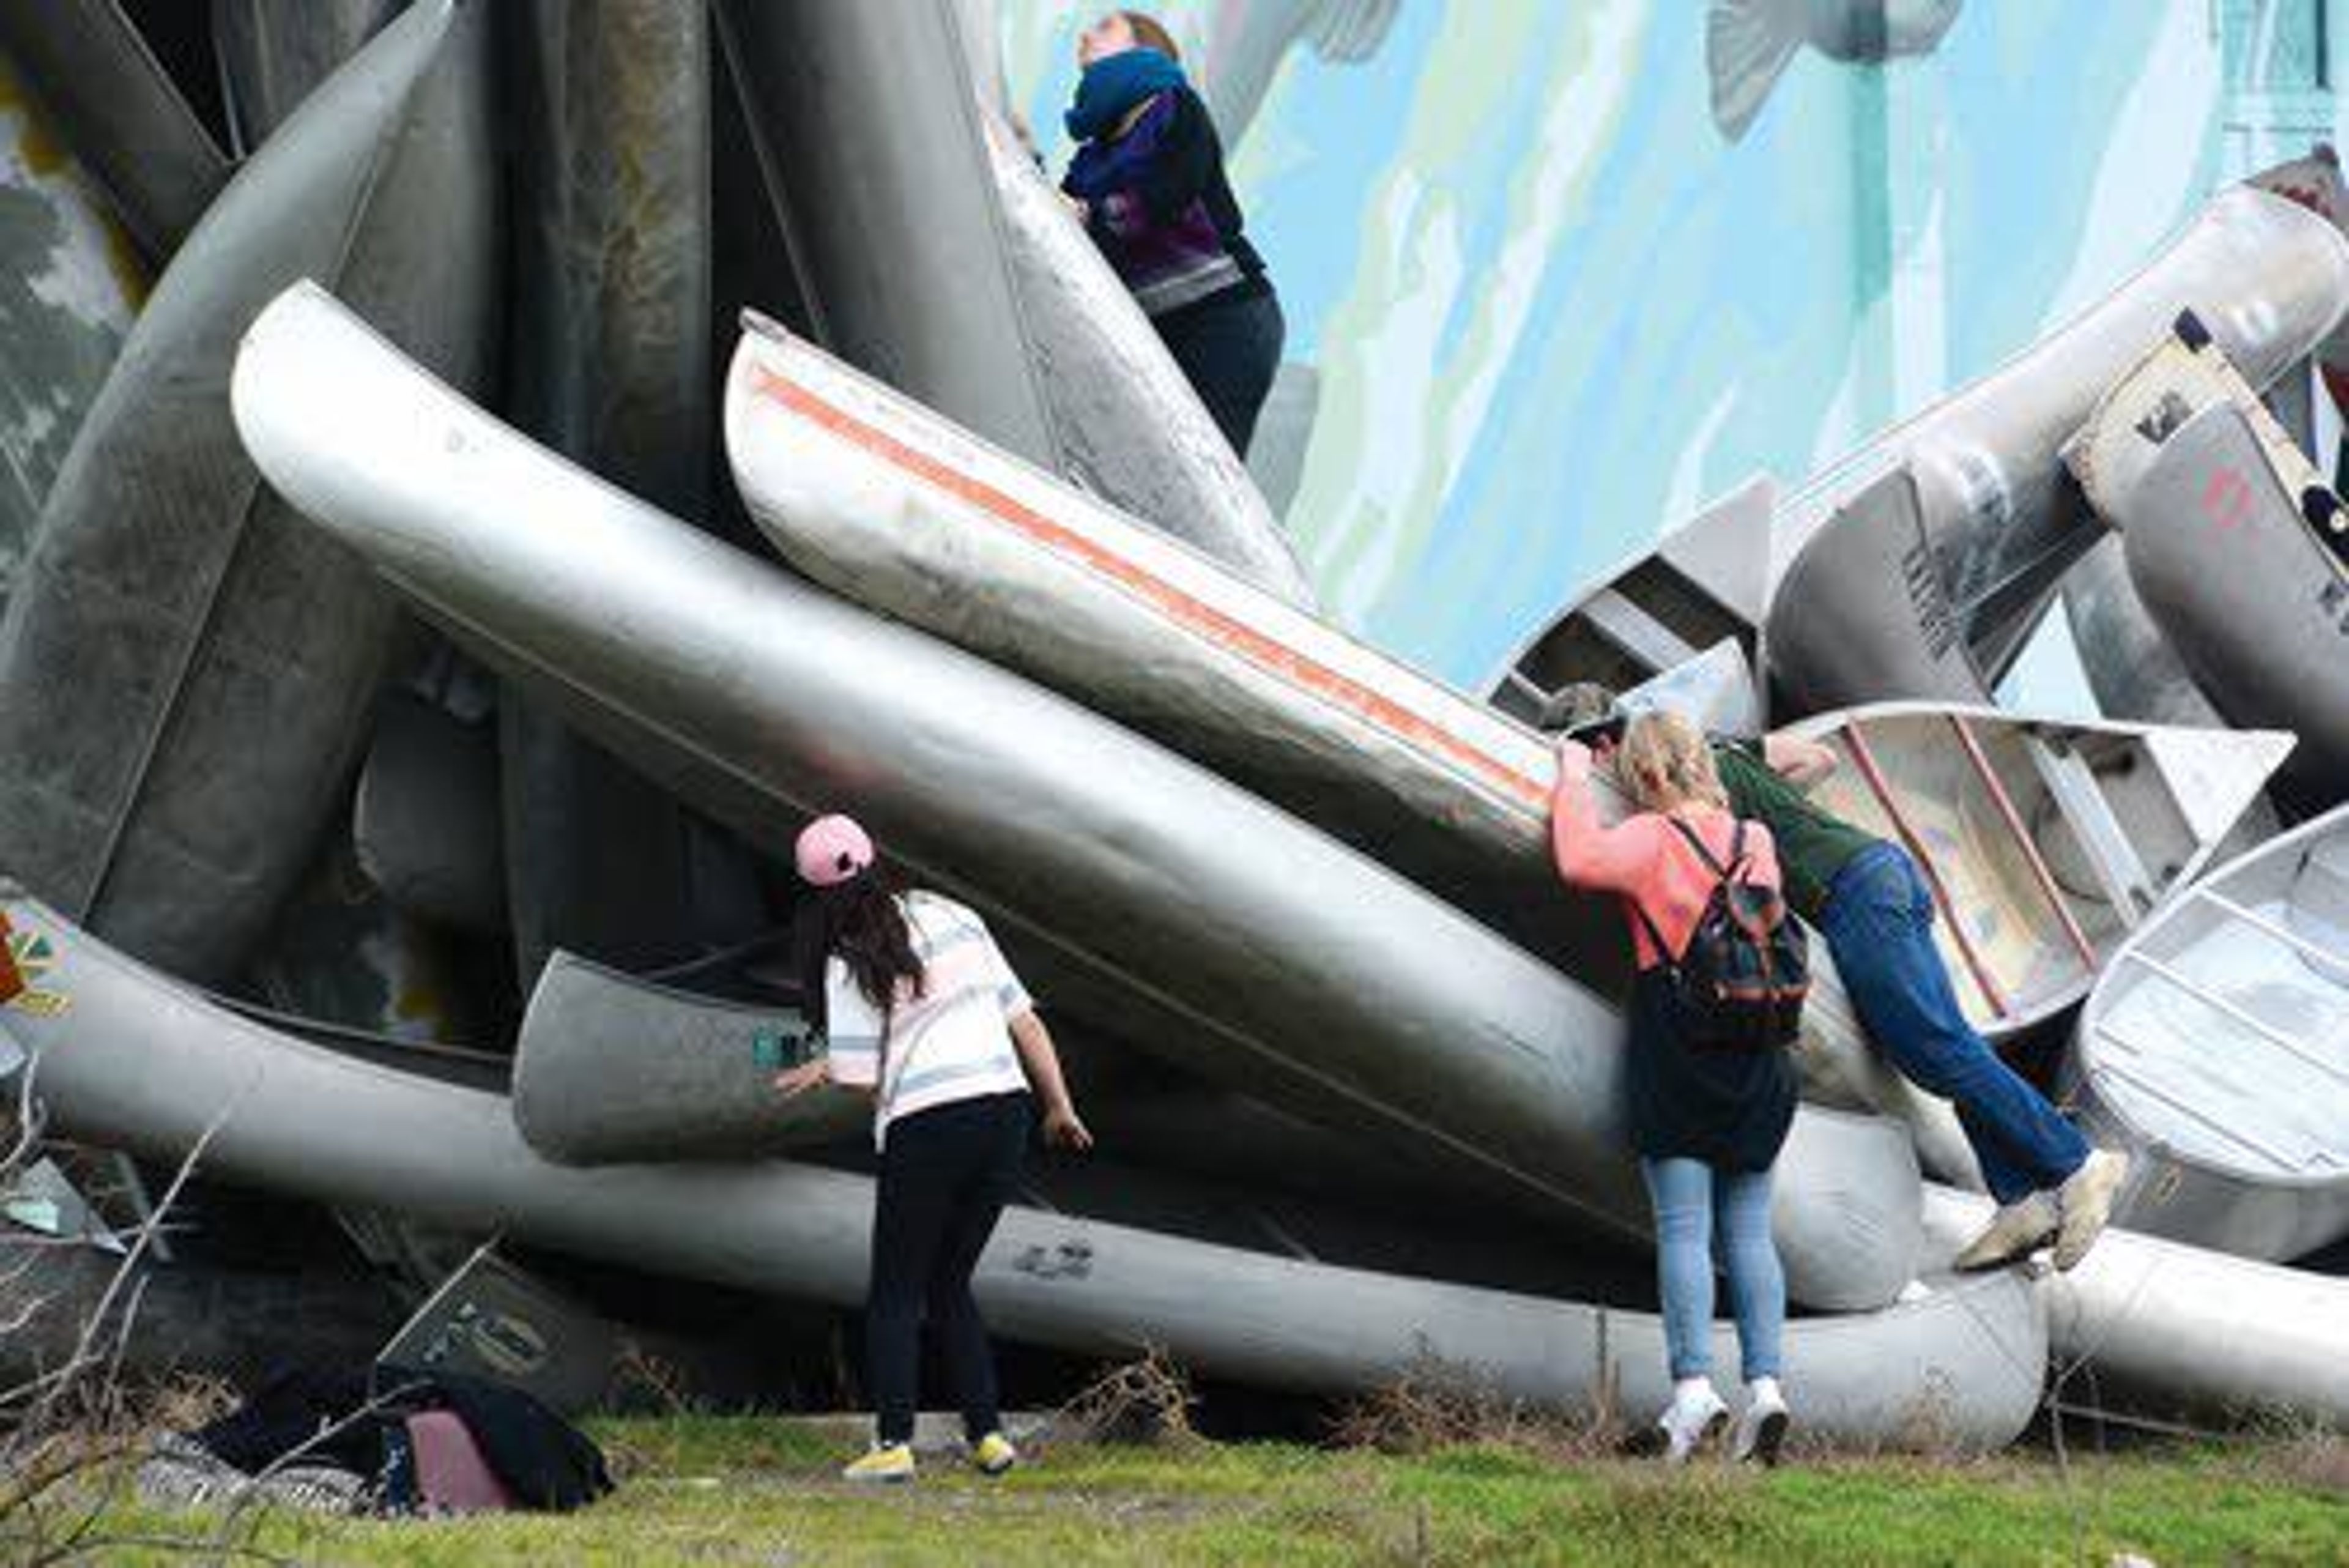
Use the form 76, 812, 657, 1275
1762, 733, 1838, 789
1009, 1010, 1093, 1151
1549, 740, 1660, 893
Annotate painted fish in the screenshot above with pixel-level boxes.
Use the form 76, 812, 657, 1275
1708, 0, 1965, 142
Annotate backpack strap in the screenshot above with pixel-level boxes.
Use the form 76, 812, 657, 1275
1663, 815, 1746, 881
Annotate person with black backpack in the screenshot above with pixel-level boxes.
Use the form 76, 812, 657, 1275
1551, 709, 1801, 1466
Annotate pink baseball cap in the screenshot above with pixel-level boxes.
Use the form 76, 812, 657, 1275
794, 814, 875, 888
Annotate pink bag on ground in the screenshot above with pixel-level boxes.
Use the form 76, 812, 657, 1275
405, 1410, 513, 1514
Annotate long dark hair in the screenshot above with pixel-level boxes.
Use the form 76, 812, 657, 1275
794, 864, 927, 1036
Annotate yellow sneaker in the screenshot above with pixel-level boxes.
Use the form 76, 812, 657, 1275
842, 1443, 915, 1484
971, 1432, 1019, 1476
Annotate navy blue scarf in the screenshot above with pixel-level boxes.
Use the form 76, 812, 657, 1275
1063, 46, 1187, 141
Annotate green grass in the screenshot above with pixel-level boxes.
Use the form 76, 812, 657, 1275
65, 1418, 2349, 1566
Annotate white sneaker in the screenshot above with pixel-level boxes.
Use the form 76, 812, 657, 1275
1655, 1381, 1729, 1465
1732, 1380, 1791, 1466
2053, 1150, 2129, 1273
1954, 1192, 2058, 1271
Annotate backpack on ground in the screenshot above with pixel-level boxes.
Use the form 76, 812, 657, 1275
1631, 819, 1808, 1049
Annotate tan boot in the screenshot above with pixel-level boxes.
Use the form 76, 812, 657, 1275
1954, 1192, 2058, 1271
2053, 1150, 2130, 1272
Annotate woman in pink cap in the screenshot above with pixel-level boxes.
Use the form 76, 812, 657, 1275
774, 813, 1092, 1485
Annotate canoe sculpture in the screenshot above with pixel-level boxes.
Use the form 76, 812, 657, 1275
2067, 805, 2349, 1262
719, 316, 2284, 1186
1783, 702, 2290, 1039
0, 0, 229, 261
513, 950, 861, 1165
1920, 1186, 2349, 1427
0, 0, 498, 981
1483, 475, 1776, 725
234, 280, 1926, 1311
0, 886, 2044, 1452
2065, 321, 2349, 798
1764, 187, 2349, 713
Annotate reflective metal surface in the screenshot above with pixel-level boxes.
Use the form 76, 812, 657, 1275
235, 281, 1927, 1310
0, 1, 498, 981
513, 950, 859, 1167
1768, 188, 2349, 710
2067, 330, 2349, 799
1922, 1185, 2349, 1426
0, 892, 2039, 1451
2069, 806, 2349, 1261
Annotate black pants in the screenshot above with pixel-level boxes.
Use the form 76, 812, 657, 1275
867, 1092, 1030, 1445
1154, 285, 1285, 458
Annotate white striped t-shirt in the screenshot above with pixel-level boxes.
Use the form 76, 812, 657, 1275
824, 892, 1033, 1148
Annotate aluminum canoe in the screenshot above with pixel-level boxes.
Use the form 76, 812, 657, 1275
1764, 188, 2349, 713
1783, 702, 2290, 1039
234, 280, 1926, 1310
0, 888, 2043, 1452
719, 319, 2282, 1173
0, 0, 499, 981
1920, 1186, 2349, 1427
2066, 805, 2349, 1261
513, 950, 861, 1166
2060, 537, 2227, 729
1483, 475, 1777, 724
0, 0, 229, 262
2065, 325, 2349, 798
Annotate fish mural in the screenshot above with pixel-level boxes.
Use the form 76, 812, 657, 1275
1707, 0, 1967, 142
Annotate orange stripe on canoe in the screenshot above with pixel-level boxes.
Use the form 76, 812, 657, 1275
748, 363, 1552, 814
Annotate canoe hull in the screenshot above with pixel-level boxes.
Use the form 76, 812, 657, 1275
1, 890, 2040, 1451
0, 0, 499, 981
236, 281, 1927, 1311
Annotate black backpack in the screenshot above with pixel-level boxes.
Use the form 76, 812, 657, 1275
1631, 819, 1808, 1050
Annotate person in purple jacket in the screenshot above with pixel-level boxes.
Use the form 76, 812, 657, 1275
1062, 12, 1286, 458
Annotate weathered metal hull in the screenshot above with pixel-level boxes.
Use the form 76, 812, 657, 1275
0, 894, 2043, 1451
500, 0, 767, 988
0, 0, 499, 981
1921, 1186, 2349, 1427
2068, 806, 2349, 1262
2065, 329, 2349, 798
513, 951, 859, 1165
710, 0, 1053, 462
1783, 702, 2288, 1038
1766, 188, 2349, 713
719, 322, 2283, 1186
0, 0, 229, 261
235, 281, 1926, 1311
0, 54, 141, 603
212, 0, 404, 152
1484, 475, 1776, 724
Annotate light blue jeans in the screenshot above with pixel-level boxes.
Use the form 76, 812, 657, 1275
1640, 1157, 1784, 1383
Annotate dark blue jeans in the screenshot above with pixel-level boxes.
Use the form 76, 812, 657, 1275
1819, 844, 2089, 1205
1153, 286, 1285, 458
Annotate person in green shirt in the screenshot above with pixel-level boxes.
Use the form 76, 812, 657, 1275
1537, 685, 2128, 1274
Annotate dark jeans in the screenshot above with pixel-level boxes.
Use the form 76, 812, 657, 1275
1819, 844, 2090, 1204
867, 1093, 1030, 1445
1154, 285, 1284, 458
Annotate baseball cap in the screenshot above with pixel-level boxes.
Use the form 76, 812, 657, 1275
793, 814, 875, 888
